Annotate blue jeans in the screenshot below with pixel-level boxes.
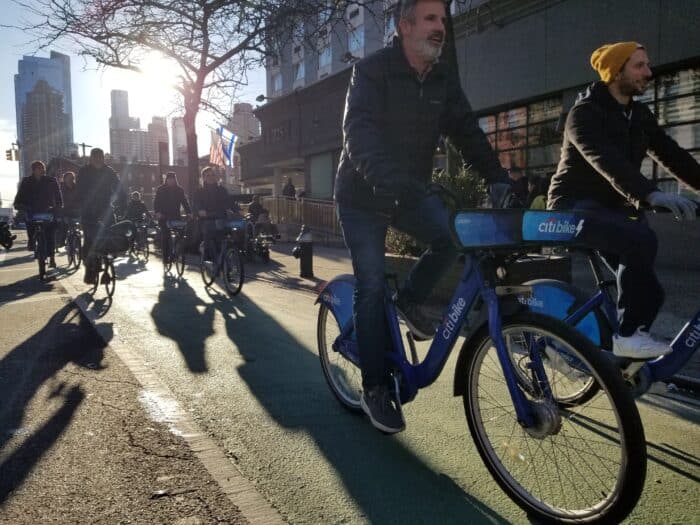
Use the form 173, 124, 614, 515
338, 195, 457, 389
571, 200, 664, 336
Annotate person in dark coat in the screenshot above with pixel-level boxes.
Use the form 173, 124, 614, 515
281, 177, 296, 198
13, 160, 63, 266
154, 172, 191, 256
195, 167, 233, 261
56, 171, 80, 248
334, 0, 509, 433
76, 148, 126, 284
548, 41, 700, 360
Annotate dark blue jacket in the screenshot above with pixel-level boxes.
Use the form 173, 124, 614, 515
14, 175, 63, 213
335, 37, 506, 210
548, 81, 700, 210
76, 163, 125, 224
194, 183, 230, 219
154, 184, 190, 220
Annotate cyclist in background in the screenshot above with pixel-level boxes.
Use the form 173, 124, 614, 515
13, 160, 62, 267
548, 41, 700, 359
154, 171, 191, 257
124, 191, 151, 223
195, 167, 233, 262
77, 148, 125, 284
56, 171, 80, 249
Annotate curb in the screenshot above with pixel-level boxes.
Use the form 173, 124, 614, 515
59, 275, 286, 525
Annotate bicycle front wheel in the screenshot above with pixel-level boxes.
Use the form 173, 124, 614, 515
461, 312, 646, 524
174, 237, 185, 277
222, 247, 244, 296
104, 259, 116, 297
317, 303, 362, 412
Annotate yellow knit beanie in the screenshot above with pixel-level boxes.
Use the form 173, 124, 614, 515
590, 42, 642, 83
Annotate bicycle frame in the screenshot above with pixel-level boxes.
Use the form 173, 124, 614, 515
332, 254, 540, 427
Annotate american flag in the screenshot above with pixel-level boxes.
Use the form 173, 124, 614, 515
209, 129, 225, 167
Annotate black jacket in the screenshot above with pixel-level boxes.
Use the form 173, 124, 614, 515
14, 175, 63, 213
334, 37, 506, 210
153, 184, 190, 220
76, 163, 125, 224
194, 183, 230, 219
548, 81, 700, 210
60, 182, 80, 216
124, 200, 150, 222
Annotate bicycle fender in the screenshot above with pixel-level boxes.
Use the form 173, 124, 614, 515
315, 274, 356, 328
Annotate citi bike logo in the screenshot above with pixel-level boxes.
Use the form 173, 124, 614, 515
442, 297, 467, 340
684, 319, 700, 349
321, 292, 341, 306
538, 217, 585, 237
517, 295, 544, 308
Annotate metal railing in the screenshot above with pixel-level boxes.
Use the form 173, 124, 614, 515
261, 196, 341, 237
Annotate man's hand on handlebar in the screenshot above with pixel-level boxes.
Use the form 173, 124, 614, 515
646, 191, 698, 221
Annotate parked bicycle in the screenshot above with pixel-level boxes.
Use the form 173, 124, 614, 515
64, 217, 82, 270
129, 214, 150, 263
317, 208, 646, 524
163, 218, 188, 277
27, 212, 55, 280
199, 217, 245, 296
513, 207, 700, 399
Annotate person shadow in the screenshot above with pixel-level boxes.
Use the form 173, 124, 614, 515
203, 291, 508, 524
0, 301, 112, 502
150, 276, 214, 373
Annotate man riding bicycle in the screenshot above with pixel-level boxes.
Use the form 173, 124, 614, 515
13, 160, 63, 268
335, 0, 510, 433
154, 171, 191, 258
548, 41, 700, 359
195, 167, 238, 262
76, 148, 126, 284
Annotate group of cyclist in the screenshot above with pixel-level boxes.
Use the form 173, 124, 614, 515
336, 0, 700, 433
12, 146, 253, 285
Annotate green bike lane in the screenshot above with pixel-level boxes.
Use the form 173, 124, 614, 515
55, 245, 700, 524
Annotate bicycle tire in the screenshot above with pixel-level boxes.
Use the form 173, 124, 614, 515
36, 230, 46, 280
104, 259, 116, 297
461, 311, 646, 524
199, 248, 217, 287
222, 247, 244, 296
175, 238, 185, 277
142, 232, 149, 262
317, 303, 363, 412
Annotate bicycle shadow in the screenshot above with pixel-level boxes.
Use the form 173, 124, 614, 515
203, 291, 509, 524
0, 273, 55, 304
0, 302, 111, 502
150, 276, 214, 373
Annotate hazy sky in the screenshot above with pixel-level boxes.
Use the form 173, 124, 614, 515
0, 2, 266, 207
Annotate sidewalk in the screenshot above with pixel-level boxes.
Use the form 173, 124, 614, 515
0, 234, 259, 524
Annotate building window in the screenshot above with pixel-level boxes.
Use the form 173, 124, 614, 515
293, 61, 305, 88
319, 44, 332, 69
272, 72, 282, 94
348, 25, 364, 56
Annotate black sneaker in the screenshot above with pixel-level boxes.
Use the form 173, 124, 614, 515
83, 271, 98, 285
49, 258, 56, 268
360, 385, 405, 434
395, 295, 436, 341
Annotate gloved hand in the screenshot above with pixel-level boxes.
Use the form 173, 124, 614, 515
489, 182, 519, 209
646, 191, 697, 221
372, 182, 399, 212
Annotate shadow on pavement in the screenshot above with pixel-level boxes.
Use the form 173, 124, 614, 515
0, 273, 56, 304
0, 302, 112, 502
200, 289, 507, 524
151, 276, 214, 373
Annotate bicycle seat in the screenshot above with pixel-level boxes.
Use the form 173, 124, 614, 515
166, 219, 188, 229
29, 213, 54, 223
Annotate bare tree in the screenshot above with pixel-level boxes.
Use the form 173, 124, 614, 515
14, 0, 381, 195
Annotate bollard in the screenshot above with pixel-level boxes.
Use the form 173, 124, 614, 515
292, 224, 313, 278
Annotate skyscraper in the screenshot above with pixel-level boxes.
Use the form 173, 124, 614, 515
109, 90, 140, 131
109, 90, 168, 164
14, 51, 74, 178
171, 117, 187, 166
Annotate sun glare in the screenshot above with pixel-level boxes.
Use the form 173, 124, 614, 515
127, 52, 182, 117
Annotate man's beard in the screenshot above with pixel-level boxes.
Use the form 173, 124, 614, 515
620, 75, 651, 97
413, 37, 443, 62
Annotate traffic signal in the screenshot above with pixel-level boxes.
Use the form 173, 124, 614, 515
5, 149, 11, 161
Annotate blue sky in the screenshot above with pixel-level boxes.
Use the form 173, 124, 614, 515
0, 2, 265, 207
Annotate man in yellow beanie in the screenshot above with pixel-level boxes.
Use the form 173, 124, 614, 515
548, 42, 700, 359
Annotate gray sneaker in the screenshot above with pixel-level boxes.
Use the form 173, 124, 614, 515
361, 385, 405, 434
395, 296, 436, 341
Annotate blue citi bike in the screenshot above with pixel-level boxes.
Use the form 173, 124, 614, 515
27, 212, 55, 280
512, 207, 700, 400
316, 209, 646, 524
199, 216, 246, 296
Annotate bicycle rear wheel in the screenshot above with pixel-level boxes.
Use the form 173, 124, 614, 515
222, 247, 244, 296
461, 312, 646, 524
317, 303, 362, 412
174, 237, 185, 277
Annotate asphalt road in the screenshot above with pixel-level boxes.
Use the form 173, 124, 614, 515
40, 244, 700, 524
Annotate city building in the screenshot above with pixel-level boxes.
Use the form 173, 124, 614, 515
171, 117, 187, 166
227, 103, 261, 193
14, 51, 75, 178
109, 90, 169, 165
239, 0, 700, 198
